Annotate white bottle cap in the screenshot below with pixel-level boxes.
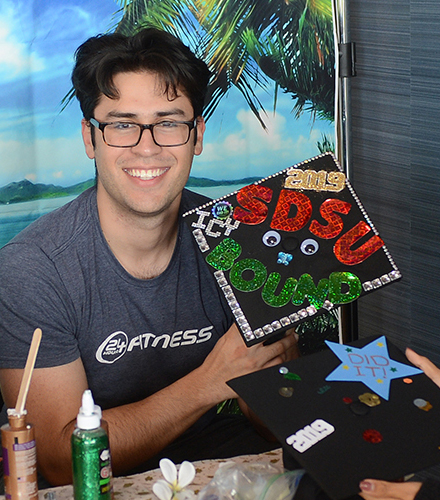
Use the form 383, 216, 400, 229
76, 390, 101, 430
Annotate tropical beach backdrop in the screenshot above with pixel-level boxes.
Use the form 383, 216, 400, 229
0, 0, 335, 248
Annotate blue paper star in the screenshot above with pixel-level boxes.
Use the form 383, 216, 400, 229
325, 336, 423, 400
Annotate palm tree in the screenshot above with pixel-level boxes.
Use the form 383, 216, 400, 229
113, 0, 334, 127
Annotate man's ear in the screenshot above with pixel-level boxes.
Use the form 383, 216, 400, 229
81, 119, 95, 159
194, 116, 206, 156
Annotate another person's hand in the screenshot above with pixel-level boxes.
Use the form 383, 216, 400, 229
405, 347, 440, 388
359, 479, 422, 500
359, 348, 440, 499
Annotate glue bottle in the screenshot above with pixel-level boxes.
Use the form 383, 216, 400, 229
1, 409, 38, 500
71, 390, 113, 499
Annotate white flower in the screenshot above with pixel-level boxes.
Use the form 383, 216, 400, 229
153, 458, 196, 500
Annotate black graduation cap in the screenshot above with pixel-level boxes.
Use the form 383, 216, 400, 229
183, 153, 401, 346
227, 335, 440, 500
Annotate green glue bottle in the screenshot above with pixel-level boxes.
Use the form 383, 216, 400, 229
72, 389, 113, 499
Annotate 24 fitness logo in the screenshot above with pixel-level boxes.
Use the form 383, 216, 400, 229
95, 327, 213, 364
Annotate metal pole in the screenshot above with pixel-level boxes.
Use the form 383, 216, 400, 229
334, 0, 358, 342
337, 0, 354, 181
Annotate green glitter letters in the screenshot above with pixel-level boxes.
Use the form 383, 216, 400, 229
205, 237, 242, 270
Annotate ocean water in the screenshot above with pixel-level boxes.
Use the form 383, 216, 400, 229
0, 185, 245, 248
0, 195, 79, 248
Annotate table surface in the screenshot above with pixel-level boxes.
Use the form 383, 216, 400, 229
1, 448, 283, 500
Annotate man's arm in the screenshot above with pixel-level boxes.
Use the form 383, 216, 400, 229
0, 323, 297, 486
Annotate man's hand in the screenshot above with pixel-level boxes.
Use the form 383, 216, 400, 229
359, 479, 422, 500
0, 325, 299, 486
199, 324, 300, 403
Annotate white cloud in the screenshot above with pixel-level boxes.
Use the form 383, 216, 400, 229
0, 3, 45, 81
194, 108, 334, 180
0, 1, 117, 85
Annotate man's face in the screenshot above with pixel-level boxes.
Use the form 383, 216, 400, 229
81, 71, 205, 218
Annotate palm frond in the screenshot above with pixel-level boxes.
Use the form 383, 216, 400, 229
62, 0, 335, 128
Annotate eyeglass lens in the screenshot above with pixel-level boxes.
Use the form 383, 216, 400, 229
104, 122, 192, 147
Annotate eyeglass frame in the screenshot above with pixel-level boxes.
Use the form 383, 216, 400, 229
89, 117, 197, 148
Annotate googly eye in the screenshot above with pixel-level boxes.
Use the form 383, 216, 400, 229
262, 230, 281, 247
300, 238, 319, 255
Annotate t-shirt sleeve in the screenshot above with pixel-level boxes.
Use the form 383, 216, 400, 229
0, 241, 80, 369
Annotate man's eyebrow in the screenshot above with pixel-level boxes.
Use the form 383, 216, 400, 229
155, 109, 187, 118
104, 111, 137, 120
105, 109, 188, 120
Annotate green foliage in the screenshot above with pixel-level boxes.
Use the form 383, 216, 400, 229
296, 310, 339, 354
317, 133, 335, 154
113, 0, 335, 127
217, 398, 242, 415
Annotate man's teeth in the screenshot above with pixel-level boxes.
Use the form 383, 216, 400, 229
125, 169, 164, 180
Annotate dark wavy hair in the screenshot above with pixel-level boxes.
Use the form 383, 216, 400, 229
71, 28, 211, 120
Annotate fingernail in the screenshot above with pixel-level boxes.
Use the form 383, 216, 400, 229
359, 481, 374, 492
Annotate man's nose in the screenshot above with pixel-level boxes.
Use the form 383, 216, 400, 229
131, 127, 162, 153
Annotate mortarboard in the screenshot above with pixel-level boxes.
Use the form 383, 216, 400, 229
183, 153, 401, 346
227, 335, 440, 499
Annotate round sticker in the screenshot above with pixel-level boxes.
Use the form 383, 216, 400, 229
211, 201, 233, 220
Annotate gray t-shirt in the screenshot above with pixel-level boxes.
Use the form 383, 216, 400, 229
0, 187, 233, 411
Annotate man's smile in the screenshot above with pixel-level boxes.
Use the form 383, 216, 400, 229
124, 168, 169, 180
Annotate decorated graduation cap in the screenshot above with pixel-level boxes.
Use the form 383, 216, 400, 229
183, 153, 401, 346
228, 335, 440, 500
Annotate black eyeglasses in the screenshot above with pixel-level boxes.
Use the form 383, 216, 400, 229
89, 117, 196, 148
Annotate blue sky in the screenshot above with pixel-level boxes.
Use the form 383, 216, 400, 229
0, 0, 335, 188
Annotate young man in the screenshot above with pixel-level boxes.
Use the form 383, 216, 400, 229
0, 28, 298, 486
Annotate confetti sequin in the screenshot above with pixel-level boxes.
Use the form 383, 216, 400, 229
363, 429, 383, 444
279, 387, 294, 397
413, 398, 433, 411
359, 393, 381, 407
350, 401, 370, 416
